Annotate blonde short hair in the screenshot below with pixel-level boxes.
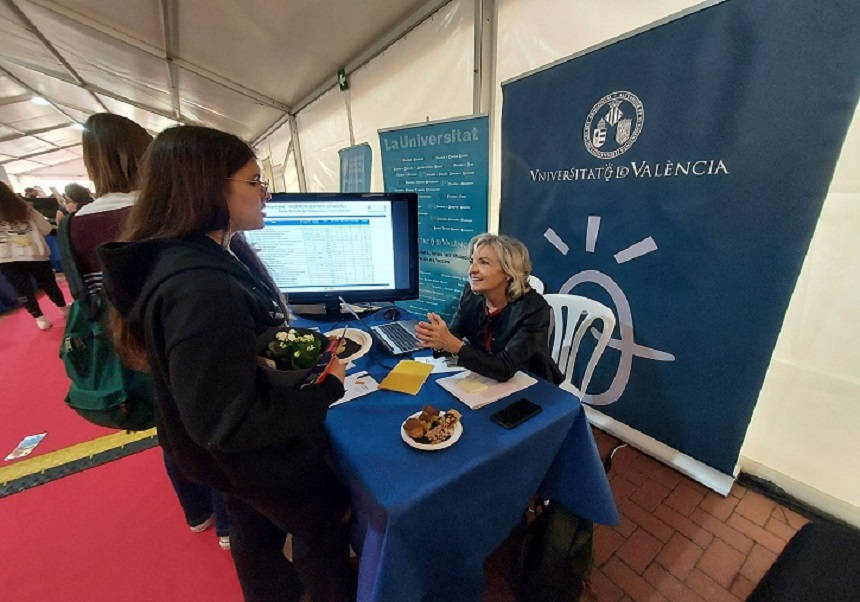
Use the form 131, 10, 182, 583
468, 233, 532, 301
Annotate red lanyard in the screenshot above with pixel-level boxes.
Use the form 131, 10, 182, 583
483, 305, 503, 351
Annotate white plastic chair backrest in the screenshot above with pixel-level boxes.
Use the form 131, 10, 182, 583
543, 294, 616, 400
527, 274, 544, 294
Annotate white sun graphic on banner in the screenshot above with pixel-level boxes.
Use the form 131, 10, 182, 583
543, 216, 675, 405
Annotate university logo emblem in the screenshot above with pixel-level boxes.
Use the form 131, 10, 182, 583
583, 91, 644, 159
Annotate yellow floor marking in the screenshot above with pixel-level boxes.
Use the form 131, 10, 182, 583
0, 428, 156, 485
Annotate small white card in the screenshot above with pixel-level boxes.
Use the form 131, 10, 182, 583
414, 355, 467, 374
5, 432, 47, 461
456, 374, 490, 393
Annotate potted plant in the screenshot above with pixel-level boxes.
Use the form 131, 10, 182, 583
256, 326, 329, 388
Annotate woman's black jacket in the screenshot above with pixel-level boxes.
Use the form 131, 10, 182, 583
449, 284, 563, 384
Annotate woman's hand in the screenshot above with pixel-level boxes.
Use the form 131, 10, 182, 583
328, 357, 346, 383
415, 312, 464, 354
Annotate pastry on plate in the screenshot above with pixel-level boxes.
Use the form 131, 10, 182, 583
406, 407, 462, 444
404, 417, 426, 439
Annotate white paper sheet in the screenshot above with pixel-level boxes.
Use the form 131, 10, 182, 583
435, 370, 537, 410
331, 371, 379, 406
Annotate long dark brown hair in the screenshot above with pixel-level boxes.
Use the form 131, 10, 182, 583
112, 125, 285, 369
82, 113, 153, 197
0, 181, 30, 223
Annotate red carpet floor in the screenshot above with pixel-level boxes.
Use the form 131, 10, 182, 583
1, 282, 243, 600
0, 446, 243, 601
0, 281, 115, 460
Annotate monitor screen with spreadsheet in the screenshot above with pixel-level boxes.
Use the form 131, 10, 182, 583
244, 192, 419, 310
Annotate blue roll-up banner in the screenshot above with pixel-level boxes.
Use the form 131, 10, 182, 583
338, 143, 372, 193
500, 0, 859, 477
380, 115, 489, 320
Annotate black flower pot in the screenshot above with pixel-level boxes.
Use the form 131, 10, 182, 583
255, 326, 328, 389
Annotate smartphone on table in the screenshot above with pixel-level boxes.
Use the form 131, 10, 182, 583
490, 398, 542, 429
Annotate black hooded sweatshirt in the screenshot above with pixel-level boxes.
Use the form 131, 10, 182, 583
98, 235, 344, 495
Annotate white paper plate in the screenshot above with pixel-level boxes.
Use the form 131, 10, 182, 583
400, 411, 463, 451
324, 328, 372, 362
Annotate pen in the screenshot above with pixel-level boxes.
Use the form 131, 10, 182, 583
316, 345, 342, 383
318, 322, 349, 384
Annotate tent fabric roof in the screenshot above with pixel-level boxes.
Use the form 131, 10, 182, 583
0, 0, 445, 177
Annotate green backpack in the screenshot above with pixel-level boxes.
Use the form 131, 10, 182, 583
57, 215, 155, 431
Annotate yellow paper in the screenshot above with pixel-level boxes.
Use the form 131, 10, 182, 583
456, 376, 489, 393
378, 359, 434, 395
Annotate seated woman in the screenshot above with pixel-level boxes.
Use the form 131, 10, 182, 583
415, 233, 563, 383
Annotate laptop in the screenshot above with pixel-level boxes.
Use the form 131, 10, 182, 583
370, 319, 421, 355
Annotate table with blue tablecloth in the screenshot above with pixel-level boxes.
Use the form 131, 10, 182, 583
304, 316, 619, 602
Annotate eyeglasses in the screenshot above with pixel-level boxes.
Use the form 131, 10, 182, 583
227, 177, 269, 190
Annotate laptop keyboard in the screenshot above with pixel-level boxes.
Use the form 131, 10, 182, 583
377, 321, 420, 352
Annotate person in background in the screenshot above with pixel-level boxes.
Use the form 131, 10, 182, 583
55, 183, 94, 223
415, 232, 563, 383
23, 186, 46, 199
100, 125, 353, 602
52, 189, 69, 224
0, 181, 68, 330
66, 113, 231, 549
64, 183, 93, 208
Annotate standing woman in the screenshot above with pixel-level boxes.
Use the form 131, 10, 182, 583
65, 112, 231, 548
99, 126, 352, 602
0, 181, 68, 329
67, 113, 153, 292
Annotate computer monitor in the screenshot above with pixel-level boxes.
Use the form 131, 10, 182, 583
245, 192, 419, 316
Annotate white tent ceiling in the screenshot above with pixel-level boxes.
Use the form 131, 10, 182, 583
0, 0, 448, 178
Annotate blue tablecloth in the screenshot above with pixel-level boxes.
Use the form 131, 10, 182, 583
305, 317, 619, 602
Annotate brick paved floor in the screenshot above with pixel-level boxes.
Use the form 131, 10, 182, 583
483, 427, 810, 601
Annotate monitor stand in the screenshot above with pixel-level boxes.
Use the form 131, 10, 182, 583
291, 301, 366, 320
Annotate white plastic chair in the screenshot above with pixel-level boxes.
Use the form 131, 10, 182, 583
527, 274, 545, 294
543, 294, 616, 401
